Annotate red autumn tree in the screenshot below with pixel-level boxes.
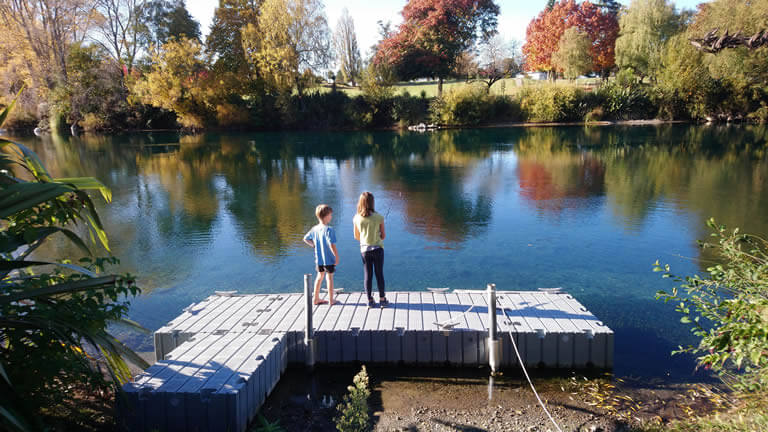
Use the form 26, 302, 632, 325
522, 0, 618, 78
374, 0, 500, 97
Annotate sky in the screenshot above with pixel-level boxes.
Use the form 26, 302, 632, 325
186, 0, 707, 60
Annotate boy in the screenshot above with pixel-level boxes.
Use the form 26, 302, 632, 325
303, 204, 339, 305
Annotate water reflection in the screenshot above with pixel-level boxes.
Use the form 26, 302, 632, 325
16, 125, 768, 268
10, 125, 768, 379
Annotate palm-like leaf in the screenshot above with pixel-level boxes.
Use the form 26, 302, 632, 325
1, 88, 144, 431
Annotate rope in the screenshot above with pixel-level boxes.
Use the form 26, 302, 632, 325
501, 305, 564, 432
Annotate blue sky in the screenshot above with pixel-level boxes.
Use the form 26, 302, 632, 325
187, 0, 706, 59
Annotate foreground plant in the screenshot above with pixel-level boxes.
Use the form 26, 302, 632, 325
0, 91, 147, 431
655, 218, 768, 391
336, 365, 371, 432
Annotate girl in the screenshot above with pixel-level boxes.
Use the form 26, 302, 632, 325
353, 192, 388, 308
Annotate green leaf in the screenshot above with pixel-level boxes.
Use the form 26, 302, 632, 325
0, 275, 117, 304
0, 86, 23, 128
0, 362, 10, 385
13, 227, 91, 256
0, 406, 31, 432
0, 182, 75, 219
0, 140, 52, 182
0, 260, 54, 271
55, 177, 112, 203
0, 260, 96, 276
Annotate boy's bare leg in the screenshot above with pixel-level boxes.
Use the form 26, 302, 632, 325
325, 272, 337, 305
314, 272, 327, 305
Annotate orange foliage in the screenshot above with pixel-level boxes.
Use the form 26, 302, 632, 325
522, 0, 618, 74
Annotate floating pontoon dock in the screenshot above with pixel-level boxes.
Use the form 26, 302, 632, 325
119, 279, 613, 432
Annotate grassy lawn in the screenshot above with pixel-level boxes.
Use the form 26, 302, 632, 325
318, 77, 602, 98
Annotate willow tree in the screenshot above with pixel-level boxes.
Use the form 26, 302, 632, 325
615, 0, 681, 82
333, 8, 362, 86
242, 0, 331, 96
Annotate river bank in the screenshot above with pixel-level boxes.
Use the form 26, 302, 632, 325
256, 366, 723, 432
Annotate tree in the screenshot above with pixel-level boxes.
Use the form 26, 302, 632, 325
523, 0, 618, 78
131, 37, 212, 128
137, 0, 200, 49
333, 8, 362, 86
615, 0, 681, 81
0, 0, 96, 88
473, 36, 521, 91
64, 43, 129, 129
374, 0, 500, 97
242, 0, 331, 96
594, 0, 621, 15
93, 0, 145, 73
551, 27, 593, 79
206, 0, 260, 72
453, 50, 479, 80
683, 0, 768, 119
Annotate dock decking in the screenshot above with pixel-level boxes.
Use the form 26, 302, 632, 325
119, 288, 613, 432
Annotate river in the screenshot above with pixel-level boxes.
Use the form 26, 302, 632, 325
13, 124, 768, 381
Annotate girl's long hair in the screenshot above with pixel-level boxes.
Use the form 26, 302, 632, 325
357, 192, 375, 217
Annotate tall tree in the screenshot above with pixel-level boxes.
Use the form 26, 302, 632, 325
333, 8, 362, 86
0, 0, 96, 88
374, 0, 500, 97
551, 27, 593, 79
206, 0, 260, 72
474, 36, 521, 91
131, 37, 212, 128
94, 0, 145, 73
242, 0, 331, 96
137, 0, 200, 49
614, 0, 680, 81
522, 0, 618, 78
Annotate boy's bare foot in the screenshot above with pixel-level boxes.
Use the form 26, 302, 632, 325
328, 300, 339, 305
314, 299, 328, 305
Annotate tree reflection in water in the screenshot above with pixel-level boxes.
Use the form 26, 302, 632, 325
10, 125, 768, 377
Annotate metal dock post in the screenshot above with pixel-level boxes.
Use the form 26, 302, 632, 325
487, 283, 501, 372
304, 274, 315, 369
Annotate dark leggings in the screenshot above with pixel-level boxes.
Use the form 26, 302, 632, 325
362, 247, 385, 300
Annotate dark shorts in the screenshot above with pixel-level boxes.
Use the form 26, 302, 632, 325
317, 265, 335, 274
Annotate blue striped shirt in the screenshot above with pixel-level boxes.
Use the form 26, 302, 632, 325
304, 224, 337, 265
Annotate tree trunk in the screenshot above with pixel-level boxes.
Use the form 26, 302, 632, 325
437, 77, 443, 98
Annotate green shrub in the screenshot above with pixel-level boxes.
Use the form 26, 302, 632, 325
393, 95, 429, 127
335, 366, 371, 432
430, 85, 520, 126
518, 85, 586, 122
594, 81, 657, 120
749, 103, 768, 124
656, 219, 768, 392
584, 106, 605, 122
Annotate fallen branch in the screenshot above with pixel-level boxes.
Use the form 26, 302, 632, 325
690, 28, 768, 52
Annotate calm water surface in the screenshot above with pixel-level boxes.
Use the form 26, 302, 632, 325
14, 125, 768, 381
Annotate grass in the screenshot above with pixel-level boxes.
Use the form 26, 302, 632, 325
318, 77, 602, 98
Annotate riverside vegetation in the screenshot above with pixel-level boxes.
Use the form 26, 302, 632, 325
1, 0, 766, 132
0, 93, 146, 431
